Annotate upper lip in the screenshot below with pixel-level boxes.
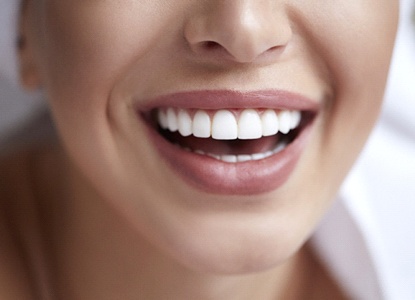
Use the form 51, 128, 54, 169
137, 89, 321, 112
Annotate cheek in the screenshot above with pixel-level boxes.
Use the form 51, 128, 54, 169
320, 5, 396, 125
315, 1, 398, 106
36, 2, 174, 114
32, 2, 180, 166
326, 5, 397, 158
290, 1, 398, 199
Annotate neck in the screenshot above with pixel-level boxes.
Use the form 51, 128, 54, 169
45, 154, 311, 300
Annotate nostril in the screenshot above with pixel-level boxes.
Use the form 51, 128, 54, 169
201, 41, 230, 56
194, 40, 234, 60
194, 38, 286, 64
203, 41, 221, 50
268, 45, 280, 52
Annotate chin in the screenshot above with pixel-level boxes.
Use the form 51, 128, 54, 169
173, 233, 304, 275
149, 208, 312, 275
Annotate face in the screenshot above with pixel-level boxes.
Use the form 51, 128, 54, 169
22, 0, 398, 274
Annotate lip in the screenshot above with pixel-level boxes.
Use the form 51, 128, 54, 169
137, 90, 319, 195
139, 89, 320, 111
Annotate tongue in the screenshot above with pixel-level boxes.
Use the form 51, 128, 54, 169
163, 131, 280, 155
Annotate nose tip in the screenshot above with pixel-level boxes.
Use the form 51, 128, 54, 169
184, 2, 292, 64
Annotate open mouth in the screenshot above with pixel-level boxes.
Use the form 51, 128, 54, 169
148, 107, 313, 163
137, 90, 318, 195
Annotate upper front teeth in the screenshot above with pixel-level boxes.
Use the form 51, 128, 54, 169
158, 108, 301, 140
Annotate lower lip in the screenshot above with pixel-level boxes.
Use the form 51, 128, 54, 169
143, 120, 313, 196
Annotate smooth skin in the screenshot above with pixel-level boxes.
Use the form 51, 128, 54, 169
0, 0, 398, 299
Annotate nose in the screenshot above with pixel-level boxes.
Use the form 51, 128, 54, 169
184, 0, 292, 64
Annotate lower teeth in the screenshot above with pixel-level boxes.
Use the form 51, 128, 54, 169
179, 141, 288, 163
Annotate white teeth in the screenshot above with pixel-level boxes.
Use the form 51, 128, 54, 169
278, 110, 291, 134
158, 110, 168, 129
221, 155, 238, 163
195, 149, 205, 155
207, 153, 221, 160
212, 110, 238, 140
251, 153, 266, 160
261, 109, 279, 136
211, 141, 288, 163
290, 110, 301, 129
178, 109, 192, 136
157, 108, 302, 139
238, 109, 262, 139
237, 155, 252, 162
193, 110, 211, 138
177, 139, 289, 163
167, 108, 178, 132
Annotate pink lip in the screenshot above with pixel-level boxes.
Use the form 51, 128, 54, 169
139, 89, 319, 111
138, 90, 319, 195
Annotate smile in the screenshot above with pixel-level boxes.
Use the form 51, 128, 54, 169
156, 108, 301, 163
139, 90, 319, 195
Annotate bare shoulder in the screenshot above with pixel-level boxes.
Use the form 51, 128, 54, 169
0, 150, 39, 299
